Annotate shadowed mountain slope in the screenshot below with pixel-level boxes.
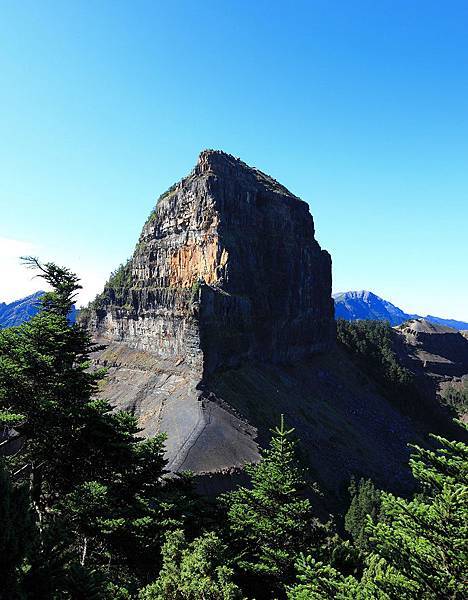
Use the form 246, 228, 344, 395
0, 291, 78, 328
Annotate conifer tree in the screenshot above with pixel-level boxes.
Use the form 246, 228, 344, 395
139, 530, 243, 600
0, 259, 172, 596
367, 424, 468, 599
222, 416, 329, 599
344, 478, 381, 551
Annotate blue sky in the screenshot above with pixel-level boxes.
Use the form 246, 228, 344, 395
1, 0, 467, 318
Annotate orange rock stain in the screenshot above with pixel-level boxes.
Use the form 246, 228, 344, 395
169, 237, 228, 287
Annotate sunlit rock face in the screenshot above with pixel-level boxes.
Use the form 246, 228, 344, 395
81, 150, 334, 475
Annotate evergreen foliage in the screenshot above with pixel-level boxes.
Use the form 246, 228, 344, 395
0, 259, 466, 599
88, 259, 133, 310
336, 319, 413, 392
0, 258, 186, 597
287, 422, 468, 599
106, 259, 133, 290
221, 416, 330, 599
344, 478, 381, 551
139, 530, 243, 600
441, 380, 468, 415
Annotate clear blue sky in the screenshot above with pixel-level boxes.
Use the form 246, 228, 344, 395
1, 0, 467, 318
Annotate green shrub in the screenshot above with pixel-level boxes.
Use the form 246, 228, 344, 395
440, 380, 468, 415
139, 530, 243, 600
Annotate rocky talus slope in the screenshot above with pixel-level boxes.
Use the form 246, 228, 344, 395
395, 318, 468, 376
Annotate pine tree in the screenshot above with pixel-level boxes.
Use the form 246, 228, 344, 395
222, 416, 329, 599
139, 530, 243, 600
344, 478, 381, 551
0, 259, 171, 596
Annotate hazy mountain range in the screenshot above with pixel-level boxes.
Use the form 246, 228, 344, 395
334, 290, 468, 330
0, 291, 77, 328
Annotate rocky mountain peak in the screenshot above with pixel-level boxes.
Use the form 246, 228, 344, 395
82, 151, 334, 474
333, 289, 408, 325
86, 150, 333, 373
334, 290, 468, 331
193, 149, 300, 199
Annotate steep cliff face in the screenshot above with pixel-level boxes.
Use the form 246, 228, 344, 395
85, 150, 334, 375
82, 150, 334, 476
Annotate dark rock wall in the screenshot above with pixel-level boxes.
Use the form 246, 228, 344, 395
196, 151, 334, 374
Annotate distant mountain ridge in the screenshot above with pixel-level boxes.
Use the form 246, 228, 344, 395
0, 291, 45, 328
0, 291, 77, 328
334, 290, 468, 330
